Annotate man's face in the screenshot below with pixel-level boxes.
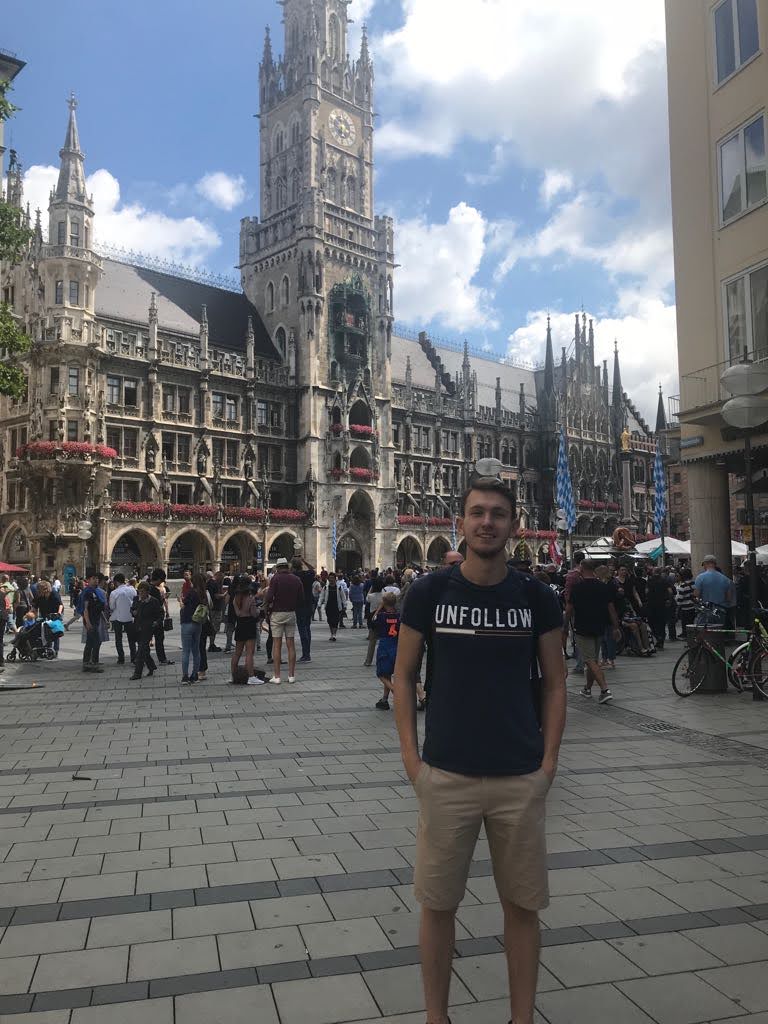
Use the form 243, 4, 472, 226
458, 490, 516, 560
443, 551, 464, 567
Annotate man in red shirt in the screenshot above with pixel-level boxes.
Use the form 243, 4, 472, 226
266, 558, 304, 684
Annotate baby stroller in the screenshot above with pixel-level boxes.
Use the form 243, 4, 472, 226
7, 617, 62, 662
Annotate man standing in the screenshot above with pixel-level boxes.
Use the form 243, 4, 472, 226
82, 571, 108, 673
109, 573, 138, 665
207, 571, 226, 652
563, 549, 585, 670
149, 569, 173, 666
292, 556, 316, 662
394, 478, 566, 1024
565, 559, 621, 704
694, 555, 735, 625
266, 557, 304, 684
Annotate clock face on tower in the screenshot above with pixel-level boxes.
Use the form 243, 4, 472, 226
328, 108, 356, 146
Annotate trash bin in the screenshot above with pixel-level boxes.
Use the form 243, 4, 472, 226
684, 626, 728, 693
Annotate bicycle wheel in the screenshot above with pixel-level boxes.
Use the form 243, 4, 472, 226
748, 648, 768, 699
726, 642, 749, 692
672, 645, 710, 697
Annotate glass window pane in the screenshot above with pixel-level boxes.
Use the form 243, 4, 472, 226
721, 134, 743, 219
715, 0, 737, 81
750, 264, 768, 357
745, 117, 767, 206
737, 0, 759, 61
727, 277, 748, 360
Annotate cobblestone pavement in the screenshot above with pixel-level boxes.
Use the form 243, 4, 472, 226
0, 616, 767, 1024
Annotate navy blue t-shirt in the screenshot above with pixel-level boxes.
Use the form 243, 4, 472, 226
401, 566, 562, 777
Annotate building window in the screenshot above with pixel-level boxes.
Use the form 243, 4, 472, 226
49, 367, 59, 394
69, 280, 80, 305
714, 0, 759, 84
178, 388, 190, 415
84, 283, 90, 307
107, 427, 121, 452
84, 225, 89, 248
212, 392, 225, 418
67, 420, 78, 442
257, 400, 268, 427
177, 434, 191, 466
162, 432, 175, 462
225, 396, 237, 422
107, 375, 121, 404
173, 483, 193, 504
70, 221, 80, 247
123, 378, 138, 407
224, 486, 240, 506
57, 221, 66, 245
48, 420, 57, 441
123, 429, 138, 459
68, 366, 79, 395
55, 280, 64, 305
720, 114, 767, 222
266, 282, 275, 312
226, 440, 239, 468
212, 438, 225, 466
725, 260, 768, 359
162, 385, 176, 413
270, 404, 281, 428
281, 276, 290, 305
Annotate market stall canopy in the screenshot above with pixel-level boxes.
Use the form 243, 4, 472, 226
635, 537, 690, 556
0, 562, 28, 573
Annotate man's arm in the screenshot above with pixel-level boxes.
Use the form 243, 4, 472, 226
564, 600, 574, 631
393, 623, 426, 783
538, 627, 567, 780
608, 600, 621, 635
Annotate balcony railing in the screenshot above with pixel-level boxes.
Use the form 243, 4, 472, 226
680, 350, 768, 413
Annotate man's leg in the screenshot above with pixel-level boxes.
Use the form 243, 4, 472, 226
272, 636, 283, 679
114, 622, 125, 663
126, 623, 137, 663
585, 657, 608, 692
286, 637, 296, 677
502, 902, 540, 1024
420, 909, 456, 1024
154, 625, 168, 664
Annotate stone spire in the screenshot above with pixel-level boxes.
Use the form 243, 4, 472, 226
574, 313, 581, 366
543, 315, 555, 393
359, 24, 371, 65
655, 384, 667, 434
262, 24, 273, 67
612, 340, 623, 407
200, 304, 209, 368
5, 149, 23, 209
55, 94, 87, 203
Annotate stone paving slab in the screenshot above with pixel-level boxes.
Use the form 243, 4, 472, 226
0, 626, 766, 1021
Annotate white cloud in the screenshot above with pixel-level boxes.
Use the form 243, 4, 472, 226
395, 202, 497, 332
23, 164, 222, 266
507, 294, 679, 423
540, 170, 574, 208
195, 171, 247, 211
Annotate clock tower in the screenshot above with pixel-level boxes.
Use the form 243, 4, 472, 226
240, 0, 397, 570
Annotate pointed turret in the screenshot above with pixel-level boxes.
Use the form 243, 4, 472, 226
574, 313, 581, 366
602, 359, 609, 393
612, 340, 623, 407
360, 24, 371, 65
55, 94, 87, 204
655, 384, 667, 434
543, 315, 555, 393
5, 149, 23, 209
262, 25, 274, 68
495, 376, 502, 421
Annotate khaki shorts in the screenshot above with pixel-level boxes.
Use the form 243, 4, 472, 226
575, 634, 601, 663
413, 764, 551, 912
271, 611, 297, 639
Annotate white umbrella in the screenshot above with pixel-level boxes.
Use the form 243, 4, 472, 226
634, 537, 690, 556
732, 540, 748, 557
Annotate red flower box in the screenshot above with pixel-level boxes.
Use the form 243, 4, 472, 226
350, 468, 373, 481
349, 424, 376, 439
593, 501, 607, 511
577, 500, 594, 510
111, 501, 165, 518
17, 441, 117, 460
223, 506, 265, 521
330, 423, 343, 436
269, 508, 307, 523
172, 504, 219, 520
606, 503, 621, 512
398, 515, 424, 526
427, 517, 452, 527
330, 468, 344, 480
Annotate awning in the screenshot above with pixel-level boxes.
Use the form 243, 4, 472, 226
0, 562, 28, 573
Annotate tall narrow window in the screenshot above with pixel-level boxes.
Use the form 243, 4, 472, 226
714, 0, 760, 84
291, 168, 300, 203
329, 14, 340, 60
346, 176, 356, 209
84, 284, 90, 307
720, 114, 767, 221
107, 375, 121, 404
67, 420, 78, 441
267, 282, 275, 312
281, 275, 290, 306
69, 280, 80, 305
275, 326, 287, 358
123, 378, 138, 407
49, 367, 59, 394
276, 177, 287, 209
84, 225, 89, 248
55, 280, 64, 305
70, 221, 80, 247
68, 366, 80, 395
57, 221, 66, 245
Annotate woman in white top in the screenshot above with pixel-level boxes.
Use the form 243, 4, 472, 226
363, 577, 385, 666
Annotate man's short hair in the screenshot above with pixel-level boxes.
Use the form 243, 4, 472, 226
573, 550, 586, 565
460, 478, 516, 516
581, 558, 598, 572
702, 554, 717, 565
151, 569, 166, 582
113, 573, 126, 585
291, 558, 303, 571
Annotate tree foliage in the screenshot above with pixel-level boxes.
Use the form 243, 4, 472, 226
0, 78, 31, 399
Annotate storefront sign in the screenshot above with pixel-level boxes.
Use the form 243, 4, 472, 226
679, 436, 704, 450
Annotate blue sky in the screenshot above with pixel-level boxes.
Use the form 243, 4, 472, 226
8, 0, 676, 421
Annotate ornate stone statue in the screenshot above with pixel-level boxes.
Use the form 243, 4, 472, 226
306, 473, 316, 524
145, 444, 156, 472
620, 427, 631, 453
244, 451, 254, 480
160, 462, 172, 503
30, 398, 43, 440
212, 459, 222, 504
197, 446, 207, 476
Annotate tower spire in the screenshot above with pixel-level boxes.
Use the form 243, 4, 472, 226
655, 384, 667, 433
544, 315, 555, 393
262, 24, 273, 66
612, 340, 623, 407
360, 24, 371, 64
56, 93, 87, 203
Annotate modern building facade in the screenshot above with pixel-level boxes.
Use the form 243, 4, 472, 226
666, 0, 768, 568
0, 1, 663, 582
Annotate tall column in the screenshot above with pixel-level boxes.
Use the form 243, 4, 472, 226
620, 452, 633, 524
687, 461, 732, 573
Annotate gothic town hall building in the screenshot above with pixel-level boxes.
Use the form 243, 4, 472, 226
0, 1, 663, 581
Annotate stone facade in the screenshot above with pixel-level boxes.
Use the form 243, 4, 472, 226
0, 2, 664, 581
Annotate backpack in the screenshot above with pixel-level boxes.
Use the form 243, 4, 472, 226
192, 601, 209, 624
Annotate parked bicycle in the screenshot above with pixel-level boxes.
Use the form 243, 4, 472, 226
672, 607, 768, 698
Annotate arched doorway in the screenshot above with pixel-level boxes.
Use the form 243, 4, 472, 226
344, 490, 375, 566
220, 531, 256, 575
168, 530, 214, 576
268, 532, 295, 564
336, 533, 363, 574
396, 536, 423, 568
2, 525, 30, 566
109, 529, 162, 576
426, 537, 450, 566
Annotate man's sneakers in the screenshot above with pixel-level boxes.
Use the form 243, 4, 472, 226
247, 675, 266, 686
269, 676, 282, 685
580, 686, 592, 697
599, 689, 614, 704
299, 655, 311, 663
375, 698, 390, 710
287, 676, 296, 684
